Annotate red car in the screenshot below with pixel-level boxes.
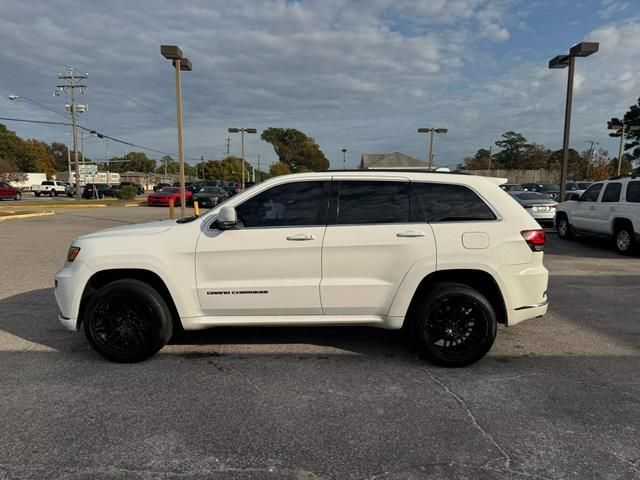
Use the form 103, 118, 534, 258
0, 182, 22, 201
147, 187, 192, 206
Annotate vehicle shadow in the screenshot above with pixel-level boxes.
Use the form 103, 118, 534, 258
0, 288, 416, 361
546, 231, 639, 259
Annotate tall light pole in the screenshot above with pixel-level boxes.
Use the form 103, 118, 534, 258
228, 128, 257, 189
609, 122, 640, 176
161, 45, 192, 216
342, 148, 347, 170
549, 41, 599, 201
418, 128, 447, 169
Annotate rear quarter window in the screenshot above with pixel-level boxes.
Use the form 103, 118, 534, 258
626, 181, 640, 203
412, 182, 496, 222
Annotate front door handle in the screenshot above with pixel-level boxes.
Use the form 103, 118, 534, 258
590, 205, 596, 211
286, 233, 316, 241
610, 206, 616, 212
397, 231, 426, 238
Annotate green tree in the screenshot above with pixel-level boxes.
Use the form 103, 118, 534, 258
0, 123, 36, 172
0, 159, 27, 182
269, 162, 291, 177
607, 96, 640, 165
462, 148, 491, 169
493, 131, 528, 169
523, 143, 551, 169
50, 142, 70, 172
548, 148, 585, 179
24, 139, 57, 177
261, 127, 329, 172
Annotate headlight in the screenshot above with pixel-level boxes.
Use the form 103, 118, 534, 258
67, 246, 81, 263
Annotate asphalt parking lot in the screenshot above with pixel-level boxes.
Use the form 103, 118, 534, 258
1, 206, 639, 480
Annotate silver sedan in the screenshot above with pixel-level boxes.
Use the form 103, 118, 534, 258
509, 191, 557, 227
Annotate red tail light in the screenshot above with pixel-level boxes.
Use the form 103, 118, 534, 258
521, 229, 545, 252
522, 204, 533, 209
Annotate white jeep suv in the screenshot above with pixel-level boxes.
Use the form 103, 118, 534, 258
556, 175, 640, 254
55, 171, 549, 366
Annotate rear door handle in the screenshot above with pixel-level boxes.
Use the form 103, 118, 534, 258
286, 233, 316, 241
590, 206, 596, 210
396, 231, 426, 238
610, 206, 616, 212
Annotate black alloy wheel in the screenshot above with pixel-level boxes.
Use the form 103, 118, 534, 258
415, 283, 497, 367
84, 279, 173, 362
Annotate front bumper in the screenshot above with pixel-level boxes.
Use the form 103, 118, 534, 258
54, 260, 93, 330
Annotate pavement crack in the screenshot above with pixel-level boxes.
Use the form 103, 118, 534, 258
425, 370, 512, 468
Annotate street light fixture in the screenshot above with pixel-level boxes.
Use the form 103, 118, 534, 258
341, 148, 347, 170
228, 128, 257, 189
161, 44, 192, 216
609, 121, 640, 176
548, 41, 599, 201
418, 128, 448, 169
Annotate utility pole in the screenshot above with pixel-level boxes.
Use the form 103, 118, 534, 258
228, 128, 257, 189
57, 68, 88, 200
418, 128, 448, 169
585, 140, 598, 179
226, 137, 231, 156
105, 139, 110, 184
257, 154, 261, 182
487, 146, 492, 172
201, 155, 205, 180
342, 148, 347, 170
609, 121, 640, 176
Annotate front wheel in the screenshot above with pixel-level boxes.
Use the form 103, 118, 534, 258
14, 192, 21, 201
413, 283, 497, 367
83, 279, 173, 362
34, 192, 41, 197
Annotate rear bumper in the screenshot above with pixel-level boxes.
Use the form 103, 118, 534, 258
497, 259, 549, 326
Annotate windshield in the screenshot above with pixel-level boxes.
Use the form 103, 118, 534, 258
199, 187, 221, 193
577, 182, 592, 189
541, 184, 560, 191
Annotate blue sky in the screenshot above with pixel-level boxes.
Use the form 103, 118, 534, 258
1, 0, 639, 170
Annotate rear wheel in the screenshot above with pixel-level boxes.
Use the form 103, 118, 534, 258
49, 189, 56, 197
83, 279, 173, 362
556, 215, 574, 239
34, 192, 41, 197
614, 223, 635, 255
14, 192, 21, 201
413, 283, 497, 367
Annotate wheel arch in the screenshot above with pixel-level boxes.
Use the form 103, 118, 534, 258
78, 268, 182, 331
612, 216, 633, 233
402, 269, 507, 328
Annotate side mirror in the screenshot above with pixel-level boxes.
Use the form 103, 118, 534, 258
216, 206, 237, 230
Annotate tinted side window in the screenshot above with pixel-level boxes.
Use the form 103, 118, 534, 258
601, 183, 621, 202
626, 181, 640, 203
334, 181, 411, 225
581, 183, 603, 202
413, 182, 496, 222
236, 181, 329, 228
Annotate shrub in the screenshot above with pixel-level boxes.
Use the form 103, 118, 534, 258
115, 185, 138, 200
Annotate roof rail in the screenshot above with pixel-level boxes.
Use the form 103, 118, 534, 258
326, 168, 470, 175
608, 174, 638, 180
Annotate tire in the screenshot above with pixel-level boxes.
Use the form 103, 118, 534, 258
34, 192, 41, 197
412, 282, 497, 367
556, 215, 574, 240
614, 223, 635, 256
49, 189, 56, 197
14, 192, 21, 201
83, 279, 173, 363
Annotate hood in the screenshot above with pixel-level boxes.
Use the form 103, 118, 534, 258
78, 219, 176, 240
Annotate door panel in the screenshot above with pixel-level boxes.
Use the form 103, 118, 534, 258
196, 179, 330, 316
196, 227, 325, 315
321, 224, 436, 315
320, 178, 436, 315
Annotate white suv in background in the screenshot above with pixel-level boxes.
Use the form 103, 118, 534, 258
55, 171, 549, 367
556, 175, 640, 254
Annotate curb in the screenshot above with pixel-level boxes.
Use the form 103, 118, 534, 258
0, 211, 55, 221
5, 204, 109, 209
124, 203, 142, 207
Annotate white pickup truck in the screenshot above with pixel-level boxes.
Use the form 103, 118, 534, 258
32, 180, 67, 197
556, 175, 640, 254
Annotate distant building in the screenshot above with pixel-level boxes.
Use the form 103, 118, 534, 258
360, 152, 429, 169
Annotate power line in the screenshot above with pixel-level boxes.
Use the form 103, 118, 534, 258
0, 116, 201, 162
